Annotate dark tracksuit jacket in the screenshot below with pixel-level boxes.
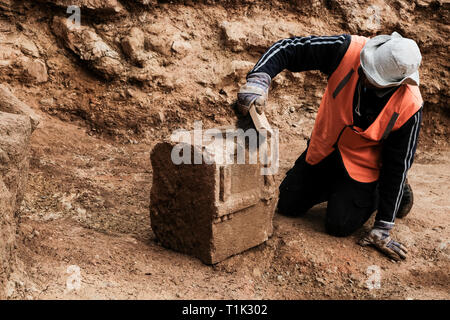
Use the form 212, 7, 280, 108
248, 34, 422, 226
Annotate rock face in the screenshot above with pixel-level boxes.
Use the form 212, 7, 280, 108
0, 33, 48, 84
0, 85, 38, 299
150, 129, 278, 264
52, 16, 124, 80
171, 39, 192, 57
15, 56, 48, 83
0, 84, 40, 131
0, 111, 33, 299
121, 27, 146, 67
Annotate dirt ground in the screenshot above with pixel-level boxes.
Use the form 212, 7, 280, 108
5, 115, 447, 300
1, 0, 449, 299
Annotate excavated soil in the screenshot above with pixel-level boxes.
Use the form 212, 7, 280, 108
1, 0, 449, 299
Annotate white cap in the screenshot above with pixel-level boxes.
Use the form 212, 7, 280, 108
360, 32, 422, 88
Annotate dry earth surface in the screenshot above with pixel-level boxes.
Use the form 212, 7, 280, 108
0, 0, 448, 299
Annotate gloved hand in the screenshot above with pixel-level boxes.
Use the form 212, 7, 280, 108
359, 224, 408, 262
237, 72, 271, 115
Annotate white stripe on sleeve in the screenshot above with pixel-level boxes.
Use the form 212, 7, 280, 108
252, 35, 345, 73
391, 112, 420, 221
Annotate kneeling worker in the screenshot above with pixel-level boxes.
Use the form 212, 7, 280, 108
237, 32, 423, 261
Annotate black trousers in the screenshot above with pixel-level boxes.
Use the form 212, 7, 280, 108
277, 149, 378, 237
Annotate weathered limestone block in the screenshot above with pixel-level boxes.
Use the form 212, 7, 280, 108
150, 129, 278, 264
223, 60, 254, 81
52, 16, 124, 80
0, 111, 32, 299
144, 22, 180, 57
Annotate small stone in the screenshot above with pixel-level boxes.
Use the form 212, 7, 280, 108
19, 38, 40, 58
150, 137, 278, 264
171, 40, 192, 57
204, 88, 217, 102
76, 207, 87, 216
52, 16, 124, 80
227, 60, 254, 79
220, 21, 246, 52
5, 281, 15, 298
220, 21, 266, 52
40, 98, 54, 106
253, 268, 262, 277
316, 277, 326, 285
16, 57, 48, 83
0, 148, 9, 164
121, 27, 146, 66
126, 88, 138, 98
157, 111, 165, 124
62, 201, 72, 211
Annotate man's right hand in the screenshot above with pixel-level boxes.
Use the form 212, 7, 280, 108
237, 72, 271, 115
359, 227, 408, 262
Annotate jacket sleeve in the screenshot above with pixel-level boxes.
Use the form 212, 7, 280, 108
376, 108, 423, 226
248, 34, 351, 79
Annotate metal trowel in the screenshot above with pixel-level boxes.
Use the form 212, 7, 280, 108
249, 104, 273, 136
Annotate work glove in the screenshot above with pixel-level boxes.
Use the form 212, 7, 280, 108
237, 72, 271, 115
359, 223, 408, 262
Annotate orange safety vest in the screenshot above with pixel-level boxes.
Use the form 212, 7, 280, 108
305, 35, 423, 183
